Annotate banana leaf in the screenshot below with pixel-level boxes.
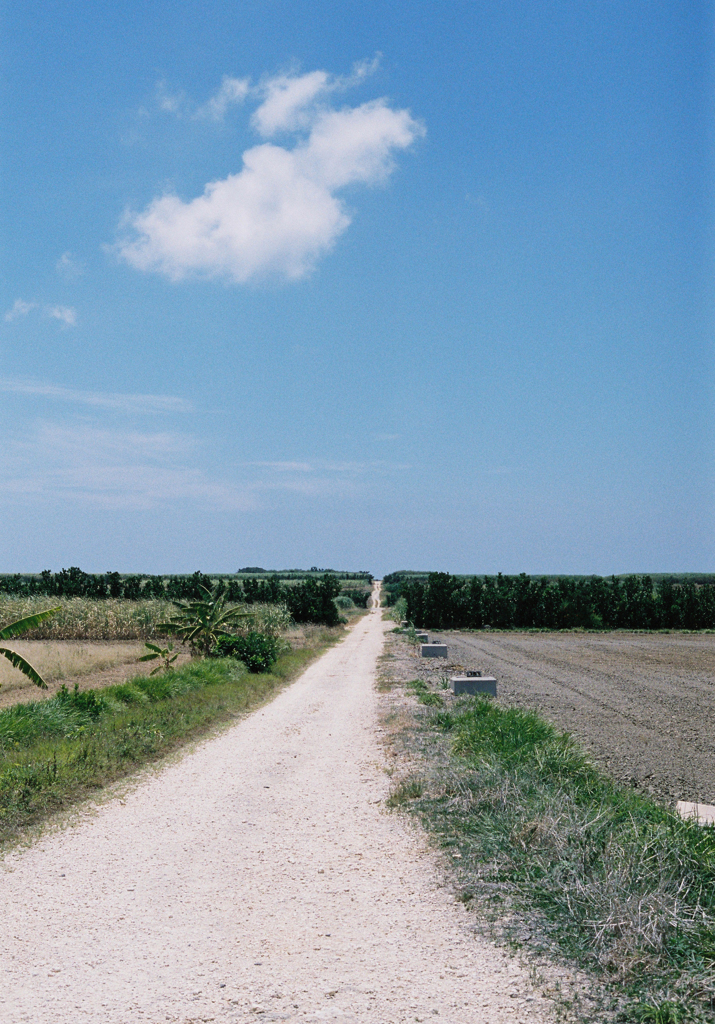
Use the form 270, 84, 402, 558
0, 647, 48, 689
0, 607, 61, 640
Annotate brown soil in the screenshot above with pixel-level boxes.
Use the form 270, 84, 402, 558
0, 642, 193, 710
384, 629, 715, 805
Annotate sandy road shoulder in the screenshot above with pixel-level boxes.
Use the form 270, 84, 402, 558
0, 598, 553, 1024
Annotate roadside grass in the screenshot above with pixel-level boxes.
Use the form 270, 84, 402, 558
388, 685, 715, 1022
0, 631, 339, 847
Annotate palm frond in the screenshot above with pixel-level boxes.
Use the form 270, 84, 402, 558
0, 607, 61, 640
0, 646, 48, 689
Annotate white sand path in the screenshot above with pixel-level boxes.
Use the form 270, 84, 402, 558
0, 588, 550, 1023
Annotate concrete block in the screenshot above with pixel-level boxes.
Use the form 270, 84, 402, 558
415, 632, 429, 642
676, 801, 715, 826
421, 643, 447, 658
451, 675, 497, 696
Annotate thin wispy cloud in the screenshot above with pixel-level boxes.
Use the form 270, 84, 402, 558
48, 305, 77, 326
250, 460, 315, 472
247, 458, 411, 475
4, 299, 36, 322
56, 251, 85, 278
195, 76, 250, 121
1, 423, 257, 512
155, 76, 249, 121
0, 379, 193, 414
117, 63, 424, 284
156, 81, 186, 115
1, 415, 408, 513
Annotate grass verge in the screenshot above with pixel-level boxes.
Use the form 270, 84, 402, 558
0, 635, 336, 848
388, 683, 715, 1022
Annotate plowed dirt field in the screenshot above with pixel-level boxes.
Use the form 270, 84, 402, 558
396, 631, 715, 805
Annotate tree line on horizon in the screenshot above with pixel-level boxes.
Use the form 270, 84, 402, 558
382, 571, 715, 631
0, 568, 369, 626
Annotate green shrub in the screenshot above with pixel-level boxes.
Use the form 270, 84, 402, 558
211, 631, 281, 673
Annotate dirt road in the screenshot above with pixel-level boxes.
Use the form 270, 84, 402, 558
0, 592, 549, 1024
424, 631, 715, 804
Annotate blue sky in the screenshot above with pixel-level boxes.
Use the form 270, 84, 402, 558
1, 1, 712, 577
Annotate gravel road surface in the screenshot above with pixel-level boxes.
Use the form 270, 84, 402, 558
0, 593, 549, 1024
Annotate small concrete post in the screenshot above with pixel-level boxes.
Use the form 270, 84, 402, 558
420, 642, 447, 658
450, 674, 497, 696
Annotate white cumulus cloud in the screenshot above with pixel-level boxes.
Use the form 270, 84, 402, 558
48, 305, 77, 326
4, 299, 36, 322
117, 66, 424, 284
252, 70, 331, 136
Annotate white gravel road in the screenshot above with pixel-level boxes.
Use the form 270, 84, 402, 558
0, 590, 551, 1023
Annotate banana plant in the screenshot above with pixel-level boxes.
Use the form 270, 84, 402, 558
138, 642, 178, 675
0, 606, 61, 689
156, 582, 251, 656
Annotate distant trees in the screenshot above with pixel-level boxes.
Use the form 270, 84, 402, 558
0, 569, 348, 626
383, 571, 715, 631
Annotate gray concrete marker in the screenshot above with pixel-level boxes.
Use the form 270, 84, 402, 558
421, 643, 447, 658
451, 675, 497, 696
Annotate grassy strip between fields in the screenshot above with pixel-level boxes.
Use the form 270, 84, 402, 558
0, 635, 337, 847
390, 679, 715, 1023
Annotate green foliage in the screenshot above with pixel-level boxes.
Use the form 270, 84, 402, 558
386, 571, 715, 630
0, 567, 374, 606
0, 606, 60, 689
387, 778, 424, 806
138, 642, 178, 674
210, 631, 281, 673
626, 1001, 688, 1023
157, 582, 250, 655
406, 678, 445, 707
284, 574, 342, 625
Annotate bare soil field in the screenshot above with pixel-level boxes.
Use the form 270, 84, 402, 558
0, 641, 192, 710
386, 630, 715, 805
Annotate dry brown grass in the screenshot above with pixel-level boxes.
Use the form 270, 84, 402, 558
0, 597, 295, 642
0, 641, 154, 707
0, 597, 173, 640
